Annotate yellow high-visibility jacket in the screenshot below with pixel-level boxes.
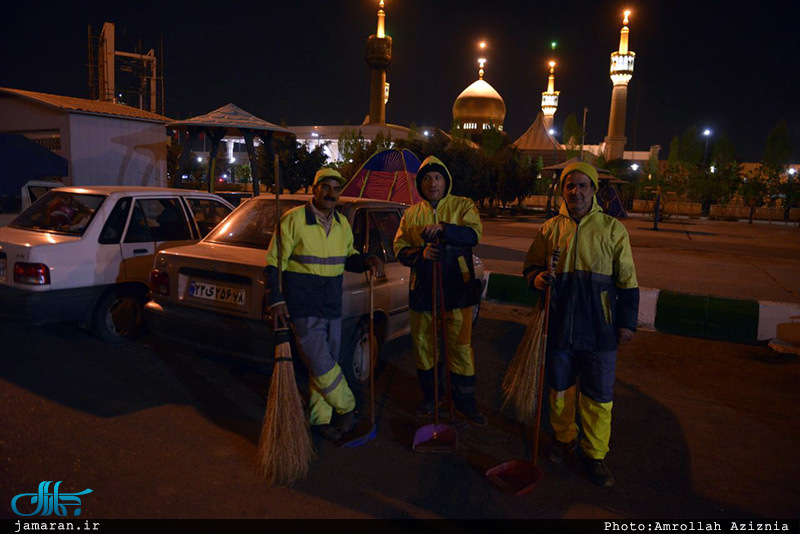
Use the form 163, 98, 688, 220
523, 198, 639, 350
394, 156, 482, 312
265, 202, 368, 319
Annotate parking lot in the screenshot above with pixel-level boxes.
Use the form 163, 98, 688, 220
1, 298, 797, 519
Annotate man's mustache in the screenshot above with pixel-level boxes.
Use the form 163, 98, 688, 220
324, 196, 336, 201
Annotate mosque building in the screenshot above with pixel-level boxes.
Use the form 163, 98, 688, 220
451, 57, 506, 145
289, 4, 659, 171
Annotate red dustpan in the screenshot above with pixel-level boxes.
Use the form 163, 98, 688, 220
486, 250, 558, 496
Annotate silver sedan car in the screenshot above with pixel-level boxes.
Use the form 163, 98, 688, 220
144, 194, 485, 385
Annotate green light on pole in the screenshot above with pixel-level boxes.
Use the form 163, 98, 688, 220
551, 41, 557, 50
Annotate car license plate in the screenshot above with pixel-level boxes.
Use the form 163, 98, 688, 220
189, 281, 246, 306
0, 258, 5, 282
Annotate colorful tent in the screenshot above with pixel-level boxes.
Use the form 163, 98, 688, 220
597, 180, 628, 218
341, 149, 422, 205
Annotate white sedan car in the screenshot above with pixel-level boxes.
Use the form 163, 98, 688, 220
144, 194, 485, 385
0, 186, 234, 342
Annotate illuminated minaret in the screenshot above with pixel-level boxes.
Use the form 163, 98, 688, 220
604, 10, 635, 160
365, 0, 392, 124
541, 61, 559, 132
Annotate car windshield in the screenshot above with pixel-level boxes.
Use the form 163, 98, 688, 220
11, 191, 105, 236
204, 198, 306, 249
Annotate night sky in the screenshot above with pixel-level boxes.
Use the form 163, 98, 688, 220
2, 0, 798, 162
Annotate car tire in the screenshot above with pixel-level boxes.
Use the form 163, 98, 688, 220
92, 286, 146, 344
341, 315, 385, 390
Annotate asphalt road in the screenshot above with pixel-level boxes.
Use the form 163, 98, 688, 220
477, 214, 800, 303
1, 301, 798, 520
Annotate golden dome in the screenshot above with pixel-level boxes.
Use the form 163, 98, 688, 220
452, 79, 506, 126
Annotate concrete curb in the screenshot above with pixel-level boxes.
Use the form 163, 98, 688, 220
482, 271, 800, 345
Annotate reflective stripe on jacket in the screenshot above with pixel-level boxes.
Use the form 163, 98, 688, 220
523, 198, 639, 350
393, 156, 482, 312
265, 202, 367, 319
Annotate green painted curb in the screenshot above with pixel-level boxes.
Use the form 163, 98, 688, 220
654, 290, 759, 344
485, 273, 541, 307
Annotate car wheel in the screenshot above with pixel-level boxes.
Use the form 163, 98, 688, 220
351, 326, 381, 385
93, 287, 146, 343
342, 314, 385, 389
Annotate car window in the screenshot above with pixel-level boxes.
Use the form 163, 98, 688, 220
124, 198, 191, 243
11, 191, 105, 236
98, 197, 132, 244
185, 197, 233, 237
352, 208, 401, 263
204, 198, 304, 249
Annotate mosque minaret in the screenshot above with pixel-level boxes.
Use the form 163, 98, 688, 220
603, 10, 635, 160
365, 0, 392, 124
541, 61, 559, 132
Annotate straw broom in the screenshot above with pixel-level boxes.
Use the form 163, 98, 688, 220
501, 249, 559, 423
257, 155, 314, 485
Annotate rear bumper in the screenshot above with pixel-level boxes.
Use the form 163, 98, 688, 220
0, 284, 100, 324
144, 299, 276, 360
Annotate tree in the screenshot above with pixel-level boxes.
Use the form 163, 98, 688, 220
562, 113, 584, 160
739, 167, 768, 224
760, 119, 793, 211
333, 129, 393, 182
763, 119, 791, 168
257, 136, 328, 194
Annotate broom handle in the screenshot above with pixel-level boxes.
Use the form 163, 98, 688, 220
532, 250, 557, 465
369, 271, 375, 425
274, 155, 282, 293
431, 257, 440, 427
436, 260, 455, 421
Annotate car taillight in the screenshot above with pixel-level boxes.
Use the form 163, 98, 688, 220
149, 269, 170, 295
14, 262, 50, 285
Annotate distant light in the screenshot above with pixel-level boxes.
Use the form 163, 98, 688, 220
222, 174, 228, 179
548, 129, 555, 135
631, 163, 640, 171
479, 41, 486, 49
788, 168, 797, 176
710, 166, 716, 173
230, 157, 236, 163
478, 58, 486, 67
311, 132, 320, 138
550, 41, 557, 50
197, 157, 203, 162
349, 159, 354, 163
118, 93, 122, 97
703, 129, 711, 137
549, 60, 556, 68
423, 130, 430, 137
181, 174, 188, 179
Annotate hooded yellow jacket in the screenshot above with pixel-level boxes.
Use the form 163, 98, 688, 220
523, 198, 639, 350
393, 156, 482, 311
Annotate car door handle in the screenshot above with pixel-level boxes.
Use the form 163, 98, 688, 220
133, 249, 148, 254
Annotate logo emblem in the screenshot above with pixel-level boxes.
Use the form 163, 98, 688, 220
11, 481, 92, 517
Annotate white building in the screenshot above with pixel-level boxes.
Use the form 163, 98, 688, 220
0, 87, 170, 187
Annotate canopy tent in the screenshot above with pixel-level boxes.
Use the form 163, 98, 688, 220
341, 148, 422, 205
168, 103, 294, 194
0, 134, 68, 196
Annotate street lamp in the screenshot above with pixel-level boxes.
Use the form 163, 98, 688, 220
631, 163, 640, 171
703, 129, 711, 164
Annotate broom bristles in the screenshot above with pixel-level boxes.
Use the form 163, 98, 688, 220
501, 302, 546, 423
256, 341, 314, 485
